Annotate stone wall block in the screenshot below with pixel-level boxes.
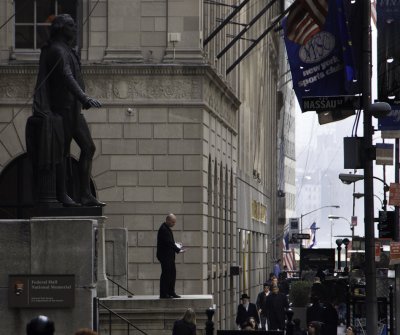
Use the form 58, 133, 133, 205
91, 124, 122, 138
138, 108, 168, 123
153, 187, 183, 202
94, 171, 117, 190
124, 124, 152, 138
139, 171, 167, 186
102, 139, 137, 155
92, 155, 111, 176
109, 108, 138, 123
124, 215, 154, 230
137, 264, 160, 280
117, 171, 138, 186
168, 139, 202, 155
98, 186, 124, 201
128, 247, 153, 263
168, 108, 202, 123
124, 187, 153, 201
154, 155, 183, 170
184, 124, 201, 139
111, 156, 152, 170
183, 186, 203, 202
168, 171, 202, 186
83, 108, 107, 123
137, 231, 157, 247
139, 140, 168, 154
154, 124, 183, 138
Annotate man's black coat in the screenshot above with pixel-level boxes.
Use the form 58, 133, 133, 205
157, 222, 180, 262
235, 303, 260, 328
157, 222, 181, 296
265, 292, 288, 330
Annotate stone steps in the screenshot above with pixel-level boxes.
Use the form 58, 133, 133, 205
98, 294, 214, 335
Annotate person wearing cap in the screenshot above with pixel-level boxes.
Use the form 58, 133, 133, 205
256, 282, 271, 330
235, 293, 260, 329
26, 315, 55, 335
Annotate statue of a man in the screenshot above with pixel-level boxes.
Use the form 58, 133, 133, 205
33, 14, 105, 207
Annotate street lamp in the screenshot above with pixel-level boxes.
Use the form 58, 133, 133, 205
328, 215, 351, 252
335, 239, 343, 271
339, 173, 390, 211
342, 238, 350, 269
300, 205, 340, 240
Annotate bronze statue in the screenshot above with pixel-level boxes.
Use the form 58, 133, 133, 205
31, 14, 105, 207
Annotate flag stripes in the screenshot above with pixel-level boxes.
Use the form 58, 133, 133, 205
286, 0, 328, 45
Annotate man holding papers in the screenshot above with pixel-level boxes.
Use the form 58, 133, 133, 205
156, 213, 185, 298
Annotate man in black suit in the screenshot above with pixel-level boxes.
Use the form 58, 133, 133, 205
256, 282, 270, 330
265, 285, 289, 331
157, 213, 184, 298
235, 293, 260, 329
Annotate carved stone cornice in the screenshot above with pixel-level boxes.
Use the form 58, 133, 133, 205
0, 64, 240, 131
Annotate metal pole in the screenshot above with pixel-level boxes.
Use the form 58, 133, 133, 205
362, 0, 378, 332
352, 182, 355, 240
203, 0, 250, 46
390, 285, 394, 335
216, 0, 279, 58
395, 139, 399, 335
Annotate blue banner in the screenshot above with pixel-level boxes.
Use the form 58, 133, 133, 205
378, 105, 400, 130
283, 0, 358, 112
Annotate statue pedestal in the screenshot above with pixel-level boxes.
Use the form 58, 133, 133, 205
0, 218, 102, 334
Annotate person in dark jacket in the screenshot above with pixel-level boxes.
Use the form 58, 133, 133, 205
157, 213, 185, 298
172, 308, 196, 335
265, 285, 288, 331
33, 14, 104, 207
236, 293, 260, 329
306, 296, 325, 326
322, 300, 338, 335
256, 282, 270, 330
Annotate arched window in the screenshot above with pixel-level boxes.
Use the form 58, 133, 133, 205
14, 0, 77, 50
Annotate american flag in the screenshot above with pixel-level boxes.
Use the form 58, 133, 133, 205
283, 231, 296, 276
308, 222, 318, 248
286, 0, 329, 45
371, 0, 377, 26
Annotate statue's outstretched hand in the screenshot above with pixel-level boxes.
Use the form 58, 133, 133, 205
83, 98, 102, 109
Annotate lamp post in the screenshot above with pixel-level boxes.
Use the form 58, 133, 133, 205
342, 238, 350, 269
300, 205, 340, 247
339, 173, 390, 211
335, 239, 343, 271
328, 215, 351, 249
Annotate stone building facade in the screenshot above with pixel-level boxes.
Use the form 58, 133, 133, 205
0, 0, 292, 329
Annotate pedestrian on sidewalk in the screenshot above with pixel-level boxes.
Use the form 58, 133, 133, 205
256, 282, 271, 330
236, 293, 260, 329
172, 308, 196, 335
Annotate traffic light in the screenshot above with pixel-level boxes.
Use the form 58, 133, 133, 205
378, 211, 395, 239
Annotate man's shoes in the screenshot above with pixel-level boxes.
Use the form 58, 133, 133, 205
160, 294, 173, 299
170, 293, 181, 298
81, 194, 106, 207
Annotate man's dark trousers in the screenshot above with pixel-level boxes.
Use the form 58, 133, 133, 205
160, 259, 176, 297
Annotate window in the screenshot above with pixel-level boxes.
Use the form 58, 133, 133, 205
15, 0, 77, 50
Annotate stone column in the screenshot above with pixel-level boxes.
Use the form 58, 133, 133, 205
104, 0, 144, 62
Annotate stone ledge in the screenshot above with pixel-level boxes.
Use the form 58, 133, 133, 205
99, 294, 213, 335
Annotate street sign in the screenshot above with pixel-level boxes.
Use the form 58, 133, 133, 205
390, 242, 400, 265
302, 95, 361, 111
389, 183, 400, 206
292, 233, 310, 240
